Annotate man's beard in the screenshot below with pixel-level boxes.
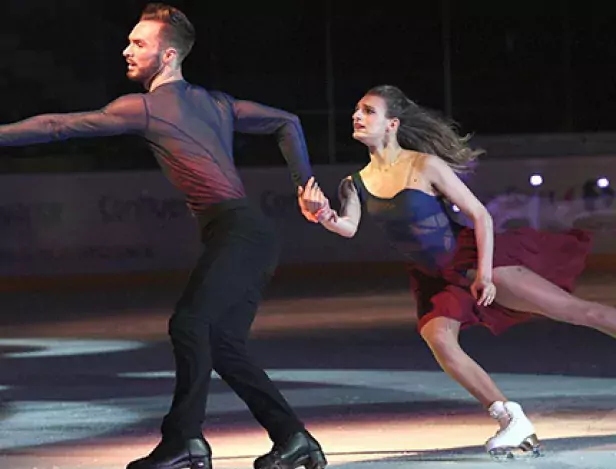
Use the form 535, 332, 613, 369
128, 57, 164, 88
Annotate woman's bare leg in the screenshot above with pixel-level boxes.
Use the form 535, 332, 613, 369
420, 316, 506, 408
489, 266, 616, 338
420, 315, 540, 456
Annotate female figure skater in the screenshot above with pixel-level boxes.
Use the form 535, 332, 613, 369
299, 84, 616, 458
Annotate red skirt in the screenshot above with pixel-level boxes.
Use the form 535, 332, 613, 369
411, 227, 592, 335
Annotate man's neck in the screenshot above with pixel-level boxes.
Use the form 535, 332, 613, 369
147, 68, 184, 92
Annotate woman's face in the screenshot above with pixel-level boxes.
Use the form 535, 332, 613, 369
352, 94, 397, 146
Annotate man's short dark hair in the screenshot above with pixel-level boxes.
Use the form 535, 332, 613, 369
140, 3, 196, 62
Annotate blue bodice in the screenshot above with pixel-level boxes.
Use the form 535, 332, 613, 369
351, 172, 466, 274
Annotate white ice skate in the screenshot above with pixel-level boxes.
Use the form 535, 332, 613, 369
485, 401, 542, 460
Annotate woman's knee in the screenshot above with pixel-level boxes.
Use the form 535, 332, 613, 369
573, 300, 604, 327
420, 318, 462, 361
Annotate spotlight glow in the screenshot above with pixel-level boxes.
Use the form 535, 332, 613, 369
530, 174, 543, 186
597, 177, 610, 188
452, 204, 460, 212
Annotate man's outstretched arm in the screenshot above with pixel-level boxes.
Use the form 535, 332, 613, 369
0, 94, 148, 146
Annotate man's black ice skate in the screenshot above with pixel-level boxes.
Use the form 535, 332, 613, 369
126, 437, 211, 469
254, 431, 327, 469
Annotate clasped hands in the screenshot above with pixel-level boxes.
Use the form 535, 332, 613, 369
297, 177, 337, 223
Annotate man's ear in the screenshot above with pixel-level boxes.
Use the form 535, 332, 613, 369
164, 47, 178, 64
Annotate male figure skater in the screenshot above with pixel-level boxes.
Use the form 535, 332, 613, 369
0, 3, 326, 469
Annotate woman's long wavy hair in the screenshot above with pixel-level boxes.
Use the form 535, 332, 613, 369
366, 85, 484, 173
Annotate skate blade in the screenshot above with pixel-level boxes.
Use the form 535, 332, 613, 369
171, 459, 208, 469
489, 434, 543, 460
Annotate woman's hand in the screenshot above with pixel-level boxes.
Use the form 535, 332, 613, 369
471, 275, 496, 306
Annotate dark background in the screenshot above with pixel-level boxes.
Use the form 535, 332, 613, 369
0, 0, 615, 169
